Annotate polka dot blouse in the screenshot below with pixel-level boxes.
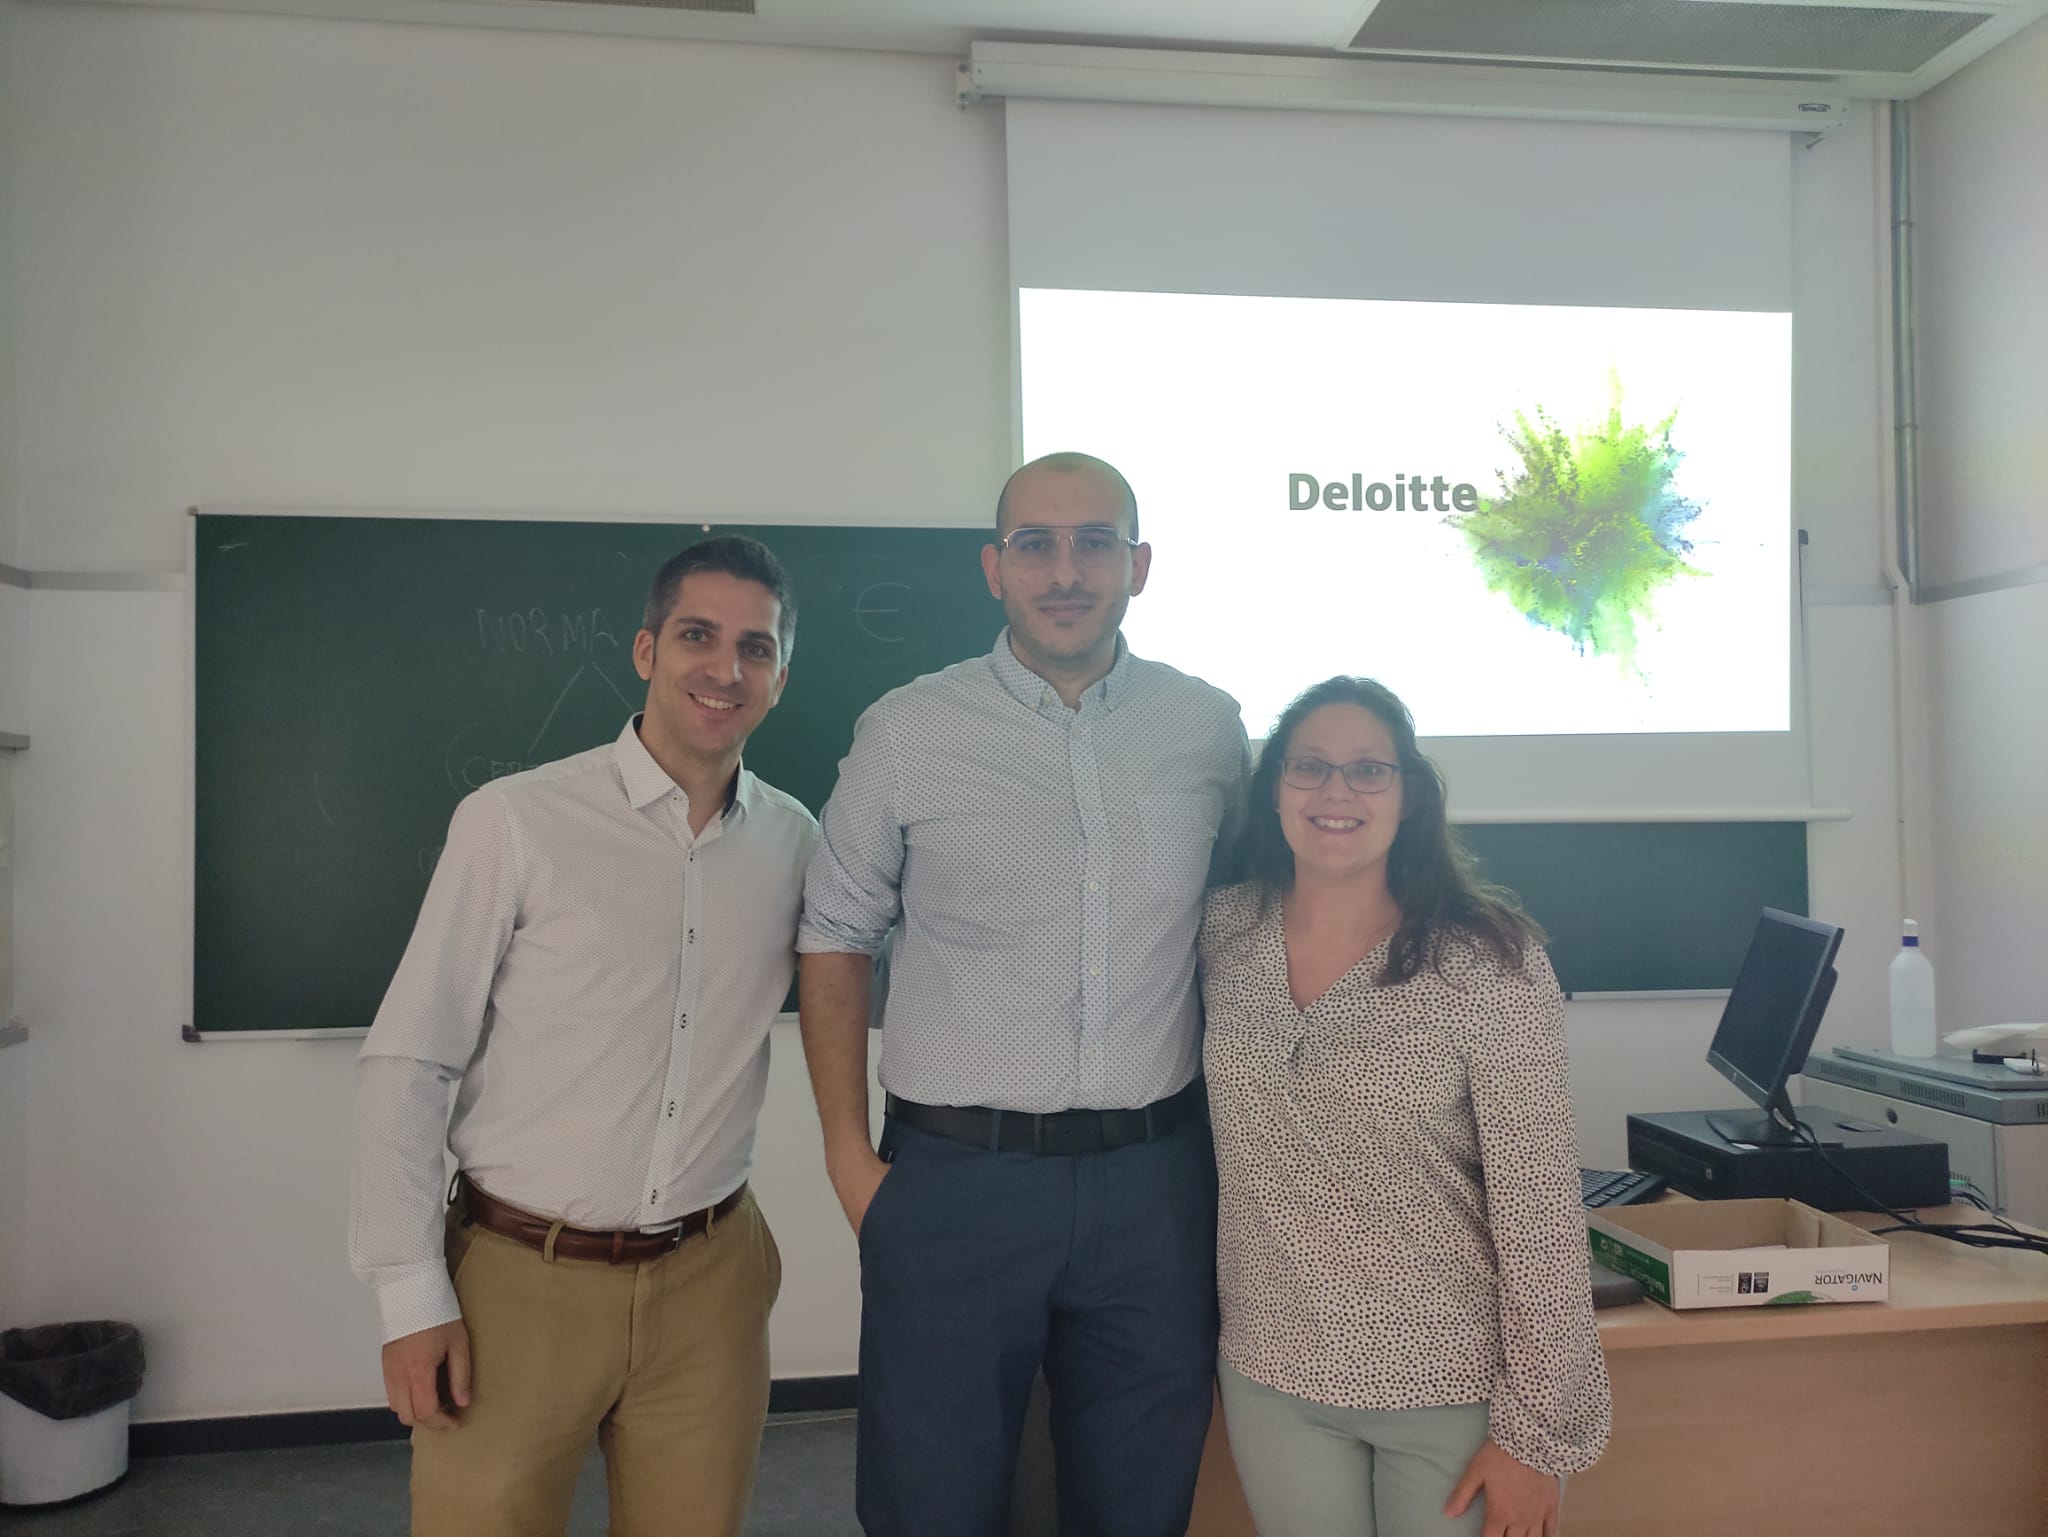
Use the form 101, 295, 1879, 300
1199, 881, 1612, 1478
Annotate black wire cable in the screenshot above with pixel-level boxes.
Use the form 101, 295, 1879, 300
1950, 1172, 1993, 1209
1777, 1108, 2048, 1257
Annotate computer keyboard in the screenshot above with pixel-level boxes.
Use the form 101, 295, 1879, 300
1580, 1167, 1667, 1208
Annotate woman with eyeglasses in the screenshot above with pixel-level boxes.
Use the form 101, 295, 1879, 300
1199, 676, 1609, 1537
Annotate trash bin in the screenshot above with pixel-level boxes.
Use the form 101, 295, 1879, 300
0, 1322, 146, 1507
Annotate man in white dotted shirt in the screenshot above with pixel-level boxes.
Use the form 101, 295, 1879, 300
349, 536, 820, 1537
799, 453, 1251, 1537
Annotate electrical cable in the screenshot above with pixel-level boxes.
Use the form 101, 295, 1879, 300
1775, 1107, 2048, 1257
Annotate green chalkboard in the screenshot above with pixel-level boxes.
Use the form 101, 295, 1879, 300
1459, 821, 1809, 994
192, 512, 1809, 1032
193, 513, 1002, 1034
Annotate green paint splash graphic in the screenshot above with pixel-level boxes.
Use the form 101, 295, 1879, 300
1448, 377, 1702, 665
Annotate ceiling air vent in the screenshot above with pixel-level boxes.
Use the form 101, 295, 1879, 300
520, 0, 752, 10
1343, 0, 2006, 80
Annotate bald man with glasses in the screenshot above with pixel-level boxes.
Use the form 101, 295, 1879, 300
798, 452, 1250, 1537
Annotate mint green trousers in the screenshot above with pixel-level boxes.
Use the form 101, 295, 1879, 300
1218, 1362, 1499, 1537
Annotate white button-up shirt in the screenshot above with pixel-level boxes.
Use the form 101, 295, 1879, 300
798, 632, 1248, 1114
349, 717, 818, 1342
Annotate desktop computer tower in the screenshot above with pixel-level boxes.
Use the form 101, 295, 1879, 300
1627, 1109, 1950, 1211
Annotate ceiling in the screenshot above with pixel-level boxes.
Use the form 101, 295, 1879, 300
35, 0, 2048, 96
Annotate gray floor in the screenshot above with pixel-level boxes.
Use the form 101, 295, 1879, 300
4, 1411, 861, 1537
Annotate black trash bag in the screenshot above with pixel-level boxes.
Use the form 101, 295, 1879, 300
0, 1323, 146, 1421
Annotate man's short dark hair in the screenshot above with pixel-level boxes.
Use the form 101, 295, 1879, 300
995, 452, 1140, 540
642, 535, 798, 662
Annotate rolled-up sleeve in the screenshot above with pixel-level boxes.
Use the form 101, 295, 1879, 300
797, 703, 905, 958
1460, 949, 1613, 1477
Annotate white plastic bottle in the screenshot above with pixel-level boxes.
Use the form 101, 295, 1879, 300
1888, 920, 1938, 1058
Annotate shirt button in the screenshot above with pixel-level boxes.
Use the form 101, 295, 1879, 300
1089, 965, 1103, 977
1087, 880, 1100, 892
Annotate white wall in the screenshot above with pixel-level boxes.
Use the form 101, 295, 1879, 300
1925, 588, 2048, 1027
4, 1, 1005, 1418
1915, 18, 2048, 1032
0, 0, 28, 1333
0, 731, 22, 1332
7, 5, 1009, 570
1914, 22, 2048, 592
3, 0, 1916, 1417
0, 0, 18, 566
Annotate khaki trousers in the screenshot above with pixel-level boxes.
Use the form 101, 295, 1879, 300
411, 1187, 782, 1537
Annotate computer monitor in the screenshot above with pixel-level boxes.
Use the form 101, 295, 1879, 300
1704, 908, 1844, 1147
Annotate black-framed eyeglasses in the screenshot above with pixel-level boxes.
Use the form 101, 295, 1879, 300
1279, 757, 1401, 794
996, 525, 1138, 569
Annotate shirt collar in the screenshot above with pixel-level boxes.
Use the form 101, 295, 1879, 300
614, 714, 749, 821
988, 628, 1133, 716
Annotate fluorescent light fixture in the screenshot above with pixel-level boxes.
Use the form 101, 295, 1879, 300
962, 42, 1850, 134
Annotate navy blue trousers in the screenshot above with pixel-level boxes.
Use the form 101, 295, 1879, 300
854, 1113, 1219, 1537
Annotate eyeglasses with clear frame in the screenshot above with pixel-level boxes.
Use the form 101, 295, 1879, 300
1278, 757, 1402, 794
995, 525, 1139, 569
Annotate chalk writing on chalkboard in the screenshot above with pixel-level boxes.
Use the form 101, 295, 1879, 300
428, 666, 639, 801
853, 581, 918, 645
475, 606, 622, 657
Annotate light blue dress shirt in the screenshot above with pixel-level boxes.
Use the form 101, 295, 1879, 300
799, 631, 1249, 1113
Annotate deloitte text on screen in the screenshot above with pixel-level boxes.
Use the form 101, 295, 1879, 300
1289, 474, 1481, 514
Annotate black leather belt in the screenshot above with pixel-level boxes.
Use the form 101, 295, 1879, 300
885, 1079, 1204, 1156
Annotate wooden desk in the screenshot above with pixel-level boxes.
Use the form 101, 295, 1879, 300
1187, 1206, 2048, 1537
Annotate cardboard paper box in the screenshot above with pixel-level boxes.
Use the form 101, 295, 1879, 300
1586, 1198, 1890, 1309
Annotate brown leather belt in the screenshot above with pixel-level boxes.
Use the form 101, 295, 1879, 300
457, 1174, 746, 1265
